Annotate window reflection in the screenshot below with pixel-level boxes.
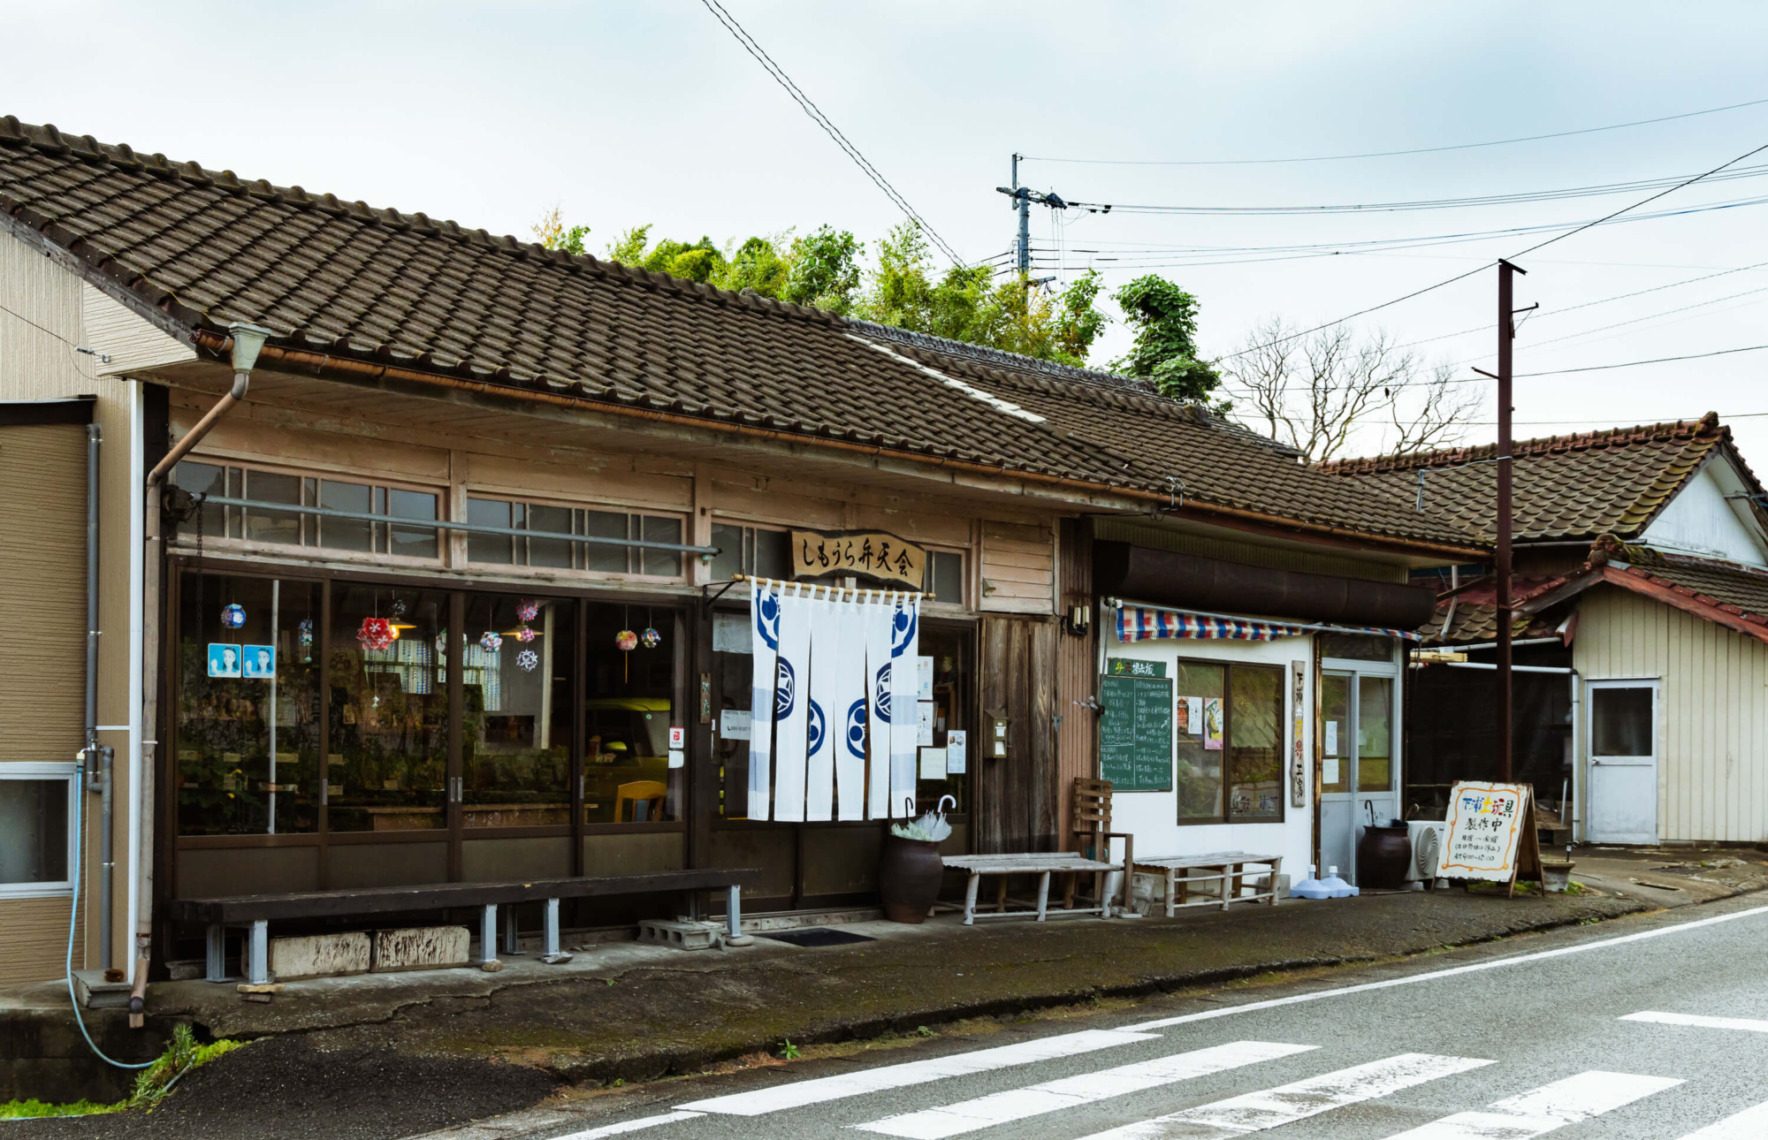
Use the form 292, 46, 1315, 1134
584, 604, 681, 822
461, 594, 572, 826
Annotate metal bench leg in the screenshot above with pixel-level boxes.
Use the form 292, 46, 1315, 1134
502, 903, 523, 955
1270, 858, 1282, 906
541, 898, 572, 964
1036, 871, 1052, 921
963, 873, 980, 925
1166, 869, 1177, 918
724, 885, 752, 945
479, 904, 500, 967
247, 920, 269, 986
206, 923, 228, 983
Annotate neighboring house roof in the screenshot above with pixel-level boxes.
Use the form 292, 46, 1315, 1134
1419, 576, 1567, 644
1320, 413, 1759, 543
0, 116, 1478, 553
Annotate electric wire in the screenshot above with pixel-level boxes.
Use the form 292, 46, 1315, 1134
1021, 94, 1768, 167
696, 0, 965, 266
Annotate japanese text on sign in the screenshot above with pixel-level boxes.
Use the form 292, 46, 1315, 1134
1436, 782, 1528, 881
790, 529, 927, 589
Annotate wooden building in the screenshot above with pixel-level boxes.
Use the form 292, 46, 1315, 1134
0, 117, 1480, 987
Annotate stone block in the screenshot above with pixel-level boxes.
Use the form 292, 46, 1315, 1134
268, 932, 372, 981
637, 919, 721, 951
372, 925, 470, 972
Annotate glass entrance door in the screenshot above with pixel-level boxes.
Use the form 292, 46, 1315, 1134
1319, 668, 1399, 886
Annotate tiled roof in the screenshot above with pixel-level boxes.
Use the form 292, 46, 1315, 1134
1320, 414, 1743, 542
1612, 544, 1768, 629
0, 117, 1473, 550
1418, 576, 1568, 644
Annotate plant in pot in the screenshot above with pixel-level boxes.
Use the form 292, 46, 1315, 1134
878, 798, 952, 923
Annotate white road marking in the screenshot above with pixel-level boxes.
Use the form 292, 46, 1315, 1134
1380, 1070, 1683, 1138
548, 1110, 704, 1139
1122, 902, 1768, 1033
1676, 1100, 1768, 1138
852, 1040, 1315, 1138
1074, 1052, 1492, 1139
1622, 1010, 1768, 1034
676, 1028, 1159, 1116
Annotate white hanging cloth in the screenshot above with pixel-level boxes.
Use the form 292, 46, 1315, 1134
865, 591, 894, 819
887, 593, 921, 818
772, 583, 811, 822
746, 582, 780, 821
831, 594, 868, 821
803, 588, 838, 822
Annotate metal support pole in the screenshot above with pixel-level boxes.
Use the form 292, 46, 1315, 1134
247, 920, 268, 986
478, 904, 499, 966
1495, 259, 1526, 783
1013, 153, 1030, 276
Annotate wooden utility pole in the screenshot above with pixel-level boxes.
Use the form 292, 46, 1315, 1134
1494, 258, 1526, 782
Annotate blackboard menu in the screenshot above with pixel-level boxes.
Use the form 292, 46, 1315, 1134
1098, 669, 1173, 792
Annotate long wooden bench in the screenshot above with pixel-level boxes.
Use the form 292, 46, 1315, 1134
168, 868, 761, 984
942, 854, 1122, 924
1133, 852, 1283, 915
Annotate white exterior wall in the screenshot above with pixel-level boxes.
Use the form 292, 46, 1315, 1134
1574, 586, 1768, 843
1641, 461, 1768, 568
1100, 631, 1315, 878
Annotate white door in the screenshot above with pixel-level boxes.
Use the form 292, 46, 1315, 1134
1320, 670, 1399, 884
1587, 681, 1658, 844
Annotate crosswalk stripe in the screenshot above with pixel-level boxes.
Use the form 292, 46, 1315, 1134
549, 1110, 705, 1139
676, 1028, 1159, 1117
1072, 1052, 1492, 1140
1675, 1100, 1768, 1138
1379, 1070, 1684, 1138
852, 1040, 1315, 1139
1622, 1010, 1768, 1034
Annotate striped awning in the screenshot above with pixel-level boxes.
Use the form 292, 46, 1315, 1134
1112, 602, 1420, 643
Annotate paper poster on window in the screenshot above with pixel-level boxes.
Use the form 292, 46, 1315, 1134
945, 729, 967, 774
1177, 696, 1203, 736
916, 655, 934, 700
919, 747, 947, 780
917, 701, 936, 746
667, 748, 685, 769
207, 644, 242, 678
1202, 697, 1224, 750
243, 644, 276, 679
719, 709, 752, 740
1324, 721, 1339, 758
1324, 756, 1340, 785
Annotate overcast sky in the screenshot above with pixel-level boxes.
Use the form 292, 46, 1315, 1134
7, 2, 1768, 459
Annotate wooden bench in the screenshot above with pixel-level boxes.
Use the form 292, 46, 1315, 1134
1133, 852, 1283, 915
942, 854, 1121, 924
168, 868, 761, 984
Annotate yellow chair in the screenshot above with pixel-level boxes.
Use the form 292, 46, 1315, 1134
615, 780, 667, 822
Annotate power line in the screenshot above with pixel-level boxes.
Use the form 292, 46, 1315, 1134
1021, 94, 1768, 167
1512, 342, 1768, 378
696, 0, 965, 266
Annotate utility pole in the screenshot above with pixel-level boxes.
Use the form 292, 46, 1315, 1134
1494, 258, 1526, 783
997, 155, 1067, 285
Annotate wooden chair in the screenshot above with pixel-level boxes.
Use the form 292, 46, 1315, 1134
615, 780, 667, 822
1067, 777, 1135, 913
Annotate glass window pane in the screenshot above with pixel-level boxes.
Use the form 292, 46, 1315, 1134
171, 461, 228, 541
584, 602, 680, 823
461, 594, 572, 826
243, 470, 303, 546
526, 504, 573, 569
753, 528, 790, 579
640, 516, 683, 578
1174, 661, 1226, 821
1228, 665, 1283, 821
1321, 674, 1351, 794
387, 489, 439, 559
0, 779, 68, 884
581, 511, 629, 573
930, 551, 964, 605
710, 523, 744, 583
467, 498, 514, 564
1356, 676, 1394, 792
175, 573, 321, 835
318, 479, 373, 552
1592, 688, 1653, 756
911, 627, 970, 816
1322, 635, 1395, 662
327, 586, 450, 832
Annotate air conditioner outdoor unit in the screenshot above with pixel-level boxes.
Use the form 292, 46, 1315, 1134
1404, 821, 1447, 884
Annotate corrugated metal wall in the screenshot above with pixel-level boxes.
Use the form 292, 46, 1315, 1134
1575, 586, 1768, 842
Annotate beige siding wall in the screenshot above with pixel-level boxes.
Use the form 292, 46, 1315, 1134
0, 898, 83, 987
1574, 586, 1768, 843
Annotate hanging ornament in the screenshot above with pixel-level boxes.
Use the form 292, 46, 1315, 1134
297, 618, 314, 654
641, 627, 661, 649
616, 629, 638, 652
357, 617, 394, 652
515, 648, 540, 672
516, 599, 540, 623
390, 597, 408, 620
220, 603, 247, 629
516, 626, 537, 643
479, 631, 503, 652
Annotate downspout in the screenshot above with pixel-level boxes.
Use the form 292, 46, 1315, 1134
129, 323, 272, 1027
82, 423, 115, 974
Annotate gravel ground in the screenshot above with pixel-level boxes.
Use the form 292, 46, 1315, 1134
18, 1036, 557, 1140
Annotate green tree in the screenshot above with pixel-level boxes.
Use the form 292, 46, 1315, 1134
1111, 275, 1222, 403
781, 225, 863, 315
532, 207, 590, 256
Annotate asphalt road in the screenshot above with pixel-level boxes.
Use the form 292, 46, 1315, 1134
441, 894, 1768, 1140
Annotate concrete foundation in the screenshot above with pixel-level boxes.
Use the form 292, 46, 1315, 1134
372, 926, 470, 973
269, 932, 372, 981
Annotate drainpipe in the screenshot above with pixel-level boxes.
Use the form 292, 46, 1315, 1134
128, 323, 273, 1027
81, 424, 116, 973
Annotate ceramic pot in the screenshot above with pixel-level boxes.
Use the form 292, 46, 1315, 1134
878, 834, 944, 923
1357, 825, 1412, 891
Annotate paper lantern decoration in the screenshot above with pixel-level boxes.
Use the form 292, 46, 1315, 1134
479, 631, 503, 652
515, 648, 539, 672
616, 629, 639, 652
641, 627, 661, 649
516, 599, 540, 623
357, 617, 394, 652
220, 603, 247, 629
297, 618, 314, 655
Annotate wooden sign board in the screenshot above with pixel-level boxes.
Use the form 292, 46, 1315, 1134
1435, 781, 1547, 897
790, 529, 926, 589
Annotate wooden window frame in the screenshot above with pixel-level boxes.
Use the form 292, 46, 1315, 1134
1172, 655, 1288, 826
